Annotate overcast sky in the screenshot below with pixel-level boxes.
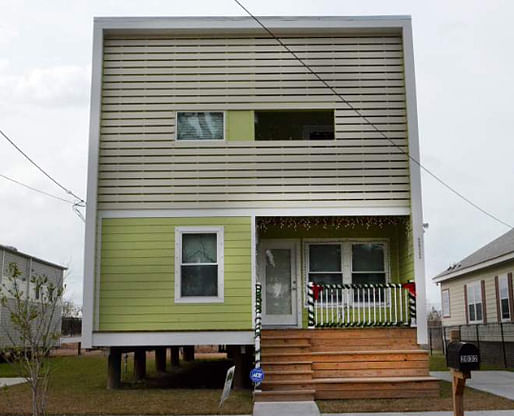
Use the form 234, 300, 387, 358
0, 0, 513, 309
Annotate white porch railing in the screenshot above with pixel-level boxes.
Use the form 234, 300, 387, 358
307, 282, 416, 328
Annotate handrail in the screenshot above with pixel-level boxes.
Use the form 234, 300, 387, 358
307, 281, 416, 328
253, 283, 262, 387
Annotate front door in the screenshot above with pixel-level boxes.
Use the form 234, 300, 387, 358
258, 240, 298, 327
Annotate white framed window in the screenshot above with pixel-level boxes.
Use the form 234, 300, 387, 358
467, 281, 483, 323
306, 242, 344, 285
499, 274, 511, 321
351, 243, 387, 286
176, 111, 225, 141
174, 226, 224, 303
442, 289, 450, 318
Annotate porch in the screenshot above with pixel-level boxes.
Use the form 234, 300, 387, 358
253, 216, 436, 401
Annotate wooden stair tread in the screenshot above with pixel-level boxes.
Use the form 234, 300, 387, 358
312, 349, 427, 355
262, 343, 310, 347
261, 360, 312, 364
266, 370, 313, 375
255, 389, 316, 395
314, 376, 438, 383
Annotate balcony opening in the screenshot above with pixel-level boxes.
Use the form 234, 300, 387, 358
255, 110, 334, 140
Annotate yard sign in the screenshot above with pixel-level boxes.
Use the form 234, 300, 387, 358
219, 365, 235, 408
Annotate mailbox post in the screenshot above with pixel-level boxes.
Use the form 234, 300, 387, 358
446, 330, 480, 416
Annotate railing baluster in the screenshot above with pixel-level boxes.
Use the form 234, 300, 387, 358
404, 285, 409, 325
388, 286, 392, 324
367, 285, 371, 326
378, 285, 382, 324
393, 285, 398, 325
331, 287, 334, 326
373, 286, 376, 325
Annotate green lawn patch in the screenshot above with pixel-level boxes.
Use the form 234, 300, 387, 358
318, 380, 514, 413
0, 355, 252, 415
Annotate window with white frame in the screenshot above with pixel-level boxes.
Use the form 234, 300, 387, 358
176, 112, 224, 141
175, 227, 224, 303
499, 274, 511, 321
307, 243, 343, 285
442, 289, 450, 318
351, 243, 386, 285
306, 241, 388, 286
467, 281, 483, 323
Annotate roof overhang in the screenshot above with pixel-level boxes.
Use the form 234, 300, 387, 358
433, 251, 514, 284
93, 15, 410, 37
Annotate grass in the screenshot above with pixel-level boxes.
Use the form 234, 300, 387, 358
0, 355, 252, 415
318, 380, 514, 413
1, 354, 513, 415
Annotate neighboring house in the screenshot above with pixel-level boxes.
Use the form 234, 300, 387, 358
83, 16, 438, 399
434, 228, 514, 326
0, 244, 66, 349
433, 228, 514, 367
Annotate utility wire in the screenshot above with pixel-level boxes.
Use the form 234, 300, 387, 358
233, 0, 513, 230
0, 173, 76, 204
0, 128, 85, 204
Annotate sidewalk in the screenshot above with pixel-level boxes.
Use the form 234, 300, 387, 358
0, 377, 26, 387
322, 412, 514, 416
431, 371, 514, 400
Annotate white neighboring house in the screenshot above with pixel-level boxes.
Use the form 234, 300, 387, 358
0, 244, 66, 349
433, 229, 514, 327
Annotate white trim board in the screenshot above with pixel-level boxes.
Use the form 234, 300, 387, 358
92, 331, 254, 347
98, 207, 411, 219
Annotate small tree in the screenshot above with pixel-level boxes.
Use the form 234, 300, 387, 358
0, 262, 64, 416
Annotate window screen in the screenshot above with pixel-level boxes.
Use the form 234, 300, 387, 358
308, 244, 343, 285
180, 233, 218, 297
177, 112, 224, 140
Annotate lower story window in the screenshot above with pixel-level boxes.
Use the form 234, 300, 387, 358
307, 243, 343, 285
175, 226, 224, 303
467, 281, 483, 323
351, 243, 386, 285
499, 274, 511, 321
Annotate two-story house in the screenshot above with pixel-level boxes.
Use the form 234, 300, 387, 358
82, 16, 438, 400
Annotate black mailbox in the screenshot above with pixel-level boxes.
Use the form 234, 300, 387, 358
446, 341, 480, 372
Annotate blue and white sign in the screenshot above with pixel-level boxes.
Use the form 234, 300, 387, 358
250, 367, 265, 384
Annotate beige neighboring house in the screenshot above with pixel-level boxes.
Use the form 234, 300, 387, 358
433, 229, 514, 326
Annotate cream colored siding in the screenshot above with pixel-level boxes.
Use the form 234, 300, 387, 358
441, 261, 514, 326
98, 34, 410, 210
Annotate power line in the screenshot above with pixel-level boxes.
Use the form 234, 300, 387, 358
0, 173, 75, 204
0, 128, 85, 204
232, 0, 513, 230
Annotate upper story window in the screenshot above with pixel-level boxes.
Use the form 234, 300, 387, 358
176, 112, 224, 141
499, 274, 511, 321
467, 281, 483, 323
174, 226, 224, 303
255, 110, 334, 140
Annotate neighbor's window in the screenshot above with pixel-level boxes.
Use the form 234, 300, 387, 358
499, 274, 511, 321
307, 243, 343, 285
442, 289, 450, 318
255, 110, 334, 140
351, 243, 386, 286
467, 281, 483, 323
175, 227, 224, 303
176, 112, 224, 140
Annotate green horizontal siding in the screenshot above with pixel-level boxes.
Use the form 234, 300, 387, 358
98, 216, 252, 331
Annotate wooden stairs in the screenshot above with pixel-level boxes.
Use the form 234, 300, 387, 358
254, 328, 439, 402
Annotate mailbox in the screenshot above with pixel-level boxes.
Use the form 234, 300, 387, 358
446, 341, 480, 372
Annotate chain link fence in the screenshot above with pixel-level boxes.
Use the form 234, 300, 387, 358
428, 322, 514, 369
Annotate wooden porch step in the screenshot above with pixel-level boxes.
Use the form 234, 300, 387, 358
262, 380, 314, 391
314, 376, 440, 400
254, 389, 316, 402
262, 344, 311, 354
266, 370, 314, 382
262, 361, 312, 372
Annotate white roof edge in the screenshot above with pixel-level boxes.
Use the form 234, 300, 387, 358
93, 15, 411, 31
433, 251, 514, 284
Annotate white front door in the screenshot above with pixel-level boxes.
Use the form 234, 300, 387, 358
258, 240, 299, 327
